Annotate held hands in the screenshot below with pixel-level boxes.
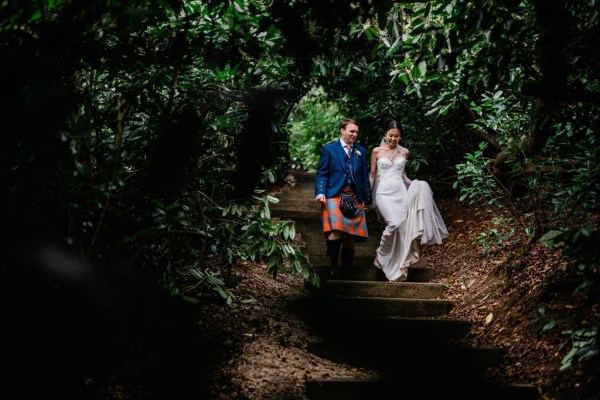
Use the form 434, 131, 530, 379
315, 194, 326, 204
315, 194, 375, 210
315, 194, 375, 212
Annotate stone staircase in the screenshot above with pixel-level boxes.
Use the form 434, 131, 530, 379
270, 171, 540, 400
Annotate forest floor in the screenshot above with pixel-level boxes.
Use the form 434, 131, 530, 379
197, 196, 600, 400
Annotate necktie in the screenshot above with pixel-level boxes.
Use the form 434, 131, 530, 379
346, 144, 352, 158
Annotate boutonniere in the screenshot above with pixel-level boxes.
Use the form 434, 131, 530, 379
355, 150, 362, 157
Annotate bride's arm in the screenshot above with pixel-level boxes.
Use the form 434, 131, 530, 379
369, 147, 379, 189
402, 147, 412, 185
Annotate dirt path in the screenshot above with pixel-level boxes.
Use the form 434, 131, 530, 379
200, 194, 598, 400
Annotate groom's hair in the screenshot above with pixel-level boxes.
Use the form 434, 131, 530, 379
340, 118, 357, 129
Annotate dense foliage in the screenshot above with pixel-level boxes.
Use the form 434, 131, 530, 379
1, 0, 322, 299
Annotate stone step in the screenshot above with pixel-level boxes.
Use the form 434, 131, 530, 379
288, 170, 316, 182
300, 315, 472, 344
272, 194, 316, 204
272, 187, 315, 198
305, 379, 540, 400
310, 261, 435, 282
314, 280, 446, 299
272, 198, 320, 207
305, 296, 454, 318
271, 188, 315, 199
306, 243, 398, 256
308, 342, 501, 373
270, 207, 321, 220
273, 205, 318, 215
270, 183, 312, 192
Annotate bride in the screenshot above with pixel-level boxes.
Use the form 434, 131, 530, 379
369, 120, 448, 282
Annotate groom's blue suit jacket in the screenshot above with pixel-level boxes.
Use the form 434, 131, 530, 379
314, 139, 372, 205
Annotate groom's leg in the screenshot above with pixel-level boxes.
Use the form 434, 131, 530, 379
340, 234, 355, 274
326, 231, 342, 278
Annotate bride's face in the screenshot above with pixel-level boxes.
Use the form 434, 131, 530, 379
385, 129, 401, 147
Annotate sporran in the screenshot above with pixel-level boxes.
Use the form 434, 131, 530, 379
339, 193, 360, 219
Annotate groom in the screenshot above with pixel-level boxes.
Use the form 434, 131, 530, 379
314, 118, 372, 279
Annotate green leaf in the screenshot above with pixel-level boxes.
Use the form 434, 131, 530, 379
417, 60, 427, 77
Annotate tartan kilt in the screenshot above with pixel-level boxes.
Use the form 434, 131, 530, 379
321, 196, 368, 242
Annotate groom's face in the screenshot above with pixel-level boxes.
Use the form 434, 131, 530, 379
341, 123, 359, 144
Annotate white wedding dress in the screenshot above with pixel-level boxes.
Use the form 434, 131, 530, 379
374, 151, 448, 281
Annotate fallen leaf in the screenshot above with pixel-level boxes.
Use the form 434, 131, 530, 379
484, 313, 493, 325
